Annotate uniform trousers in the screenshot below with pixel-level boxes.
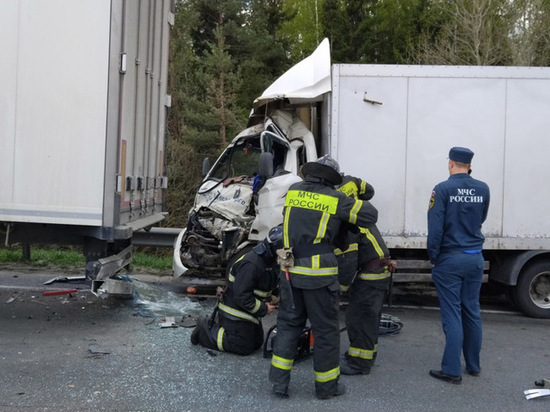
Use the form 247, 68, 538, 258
196, 312, 263, 356
345, 275, 390, 371
269, 281, 341, 397
431, 252, 484, 376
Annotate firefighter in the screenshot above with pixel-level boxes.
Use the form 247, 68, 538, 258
336, 175, 393, 375
269, 155, 379, 400
190, 226, 282, 356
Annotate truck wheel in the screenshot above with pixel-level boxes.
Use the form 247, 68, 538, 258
514, 262, 550, 318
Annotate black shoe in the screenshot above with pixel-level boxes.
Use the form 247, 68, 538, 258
467, 369, 480, 377
272, 385, 289, 398
190, 326, 200, 345
340, 358, 370, 375
429, 370, 462, 384
316, 383, 346, 400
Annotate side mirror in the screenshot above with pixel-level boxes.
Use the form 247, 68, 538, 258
202, 157, 210, 177
259, 152, 274, 178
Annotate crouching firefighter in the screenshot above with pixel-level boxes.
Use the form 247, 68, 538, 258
190, 226, 282, 355
269, 155, 378, 400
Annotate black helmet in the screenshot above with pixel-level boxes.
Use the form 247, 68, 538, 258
267, 225, 283, 254
301, 154, 343, 185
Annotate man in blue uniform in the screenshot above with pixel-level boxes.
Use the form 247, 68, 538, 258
427, 147, 490, 384
190, 226, 282, 355
268, 155, 379, 400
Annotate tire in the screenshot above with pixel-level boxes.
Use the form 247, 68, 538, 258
514, 262, 550, 319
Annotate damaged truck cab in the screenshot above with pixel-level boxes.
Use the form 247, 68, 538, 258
173, 110, 317, 277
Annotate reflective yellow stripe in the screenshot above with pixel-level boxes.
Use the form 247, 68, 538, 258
337, 181, 358, 198
254, 289, 270, 298
334, 243, 358, 255
228, 255, 246, 283
271, 355, 294, 371
314, 366, 340, 383
283, 207, 291, 248
250, 298, 261, 314
348, 345, 377, 360
313, 212, 330, 244
360, 180, 367, 195
218, 303, 260, 324
288, 266, 338, 276
311, 254, 320, 269
340, 284, 350, 292
359, 227, 384, 258
217, 327, 225, 351
349, 199, 363, 224
358, 271, 391, 281
285, 190, 339, 214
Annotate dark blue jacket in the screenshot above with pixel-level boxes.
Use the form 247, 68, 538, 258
427, 173, 490, 264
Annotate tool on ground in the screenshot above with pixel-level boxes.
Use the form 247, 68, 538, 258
276, 248, 295, 310
524, 378, 550, 400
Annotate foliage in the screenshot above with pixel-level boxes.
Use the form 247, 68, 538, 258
165, 0, 550, 228
0, 247, 172, 270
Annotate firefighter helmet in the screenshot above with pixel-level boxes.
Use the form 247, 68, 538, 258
301, 154, 343, 185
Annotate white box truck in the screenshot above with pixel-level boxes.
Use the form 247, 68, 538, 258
1, 0, 173, 294
173, 39, 550, 318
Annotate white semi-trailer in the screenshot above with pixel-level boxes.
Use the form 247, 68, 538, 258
1, 0, 173, 294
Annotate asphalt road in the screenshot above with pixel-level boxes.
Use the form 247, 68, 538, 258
1, 266, 549, 412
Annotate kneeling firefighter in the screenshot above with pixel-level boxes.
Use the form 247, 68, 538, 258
191, 226, 282, 356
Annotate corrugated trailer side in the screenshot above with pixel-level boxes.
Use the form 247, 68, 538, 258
329, 64, 550, 318
0, 0, 172, 281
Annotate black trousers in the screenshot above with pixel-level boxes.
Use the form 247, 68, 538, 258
269, 281, 341, 397
196, 311, 263, 356
344, 277, 390, 370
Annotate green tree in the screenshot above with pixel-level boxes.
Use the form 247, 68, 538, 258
281, 0, 324, 60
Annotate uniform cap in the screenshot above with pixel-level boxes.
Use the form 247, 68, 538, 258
449, 147, 474, 164
301, 154, 343, 185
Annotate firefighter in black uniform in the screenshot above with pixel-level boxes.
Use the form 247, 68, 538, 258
269, 155, 379, 400
190, 226, 282, 356
335, 175, 393, 375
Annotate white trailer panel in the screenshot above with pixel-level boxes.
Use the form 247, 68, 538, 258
0, 0, 171, 230
330, 64, 550, 250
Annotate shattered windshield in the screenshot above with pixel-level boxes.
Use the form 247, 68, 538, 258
209, 137, 262, 180
208, 135, 288, 181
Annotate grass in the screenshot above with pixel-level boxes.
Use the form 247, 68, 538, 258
0, 246, 173, 271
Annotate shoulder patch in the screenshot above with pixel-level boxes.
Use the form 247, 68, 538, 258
429, 190, 436, 210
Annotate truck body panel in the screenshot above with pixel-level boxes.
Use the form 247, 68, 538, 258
1, 0, 171, 237
329, 64, 550, 250
174, 39, 550, 318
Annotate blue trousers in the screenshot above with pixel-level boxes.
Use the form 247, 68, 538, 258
432, 252, 484, 376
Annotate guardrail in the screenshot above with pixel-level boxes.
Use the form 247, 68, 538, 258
132, 227, 182, 248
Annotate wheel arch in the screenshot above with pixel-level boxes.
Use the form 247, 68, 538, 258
489, 250, 550, 286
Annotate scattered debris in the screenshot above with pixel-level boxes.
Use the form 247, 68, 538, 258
159, 316, 177, 328
525, 378, 550, 400
180, 315, 197, 328
88, 343, 112, 356
5, 297, 16, 304
43, 289, 78, 297
43, 275, 86, 285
